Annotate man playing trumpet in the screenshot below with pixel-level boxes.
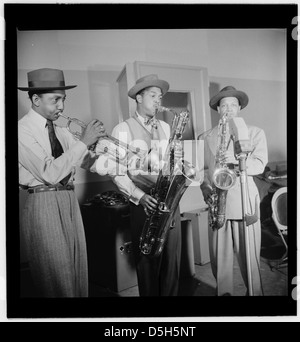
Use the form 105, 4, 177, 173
18, 68, 106, 297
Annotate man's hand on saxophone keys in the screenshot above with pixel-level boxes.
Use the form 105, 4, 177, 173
222, 150, 239, 165
201, 183, 213, 205
140, 194, 158, 216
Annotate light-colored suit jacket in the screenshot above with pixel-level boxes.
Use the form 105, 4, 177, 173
200, 124, 268, 219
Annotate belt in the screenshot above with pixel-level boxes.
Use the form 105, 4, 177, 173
26, 184, 75, 194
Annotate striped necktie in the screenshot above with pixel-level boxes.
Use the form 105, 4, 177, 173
47, 120, 70, 185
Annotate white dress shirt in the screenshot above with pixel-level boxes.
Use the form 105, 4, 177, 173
19, 108, 97, 187
97, 111, 170, 205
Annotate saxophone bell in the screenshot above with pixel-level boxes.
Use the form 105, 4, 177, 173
212, 167, 237, 191
211, 112, 237, 191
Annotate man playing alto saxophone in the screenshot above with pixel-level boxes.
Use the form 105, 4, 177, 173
199, 86, 268, 296
98, 74, 182, 296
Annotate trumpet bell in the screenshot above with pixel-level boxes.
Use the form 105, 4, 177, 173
66, 119, 85, 139
212, 168, 236, 191
59, 113, 86, 139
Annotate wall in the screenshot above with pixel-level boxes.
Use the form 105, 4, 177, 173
208, 77, 286, 162
17, 28, 286, 201
206, 29, 286, 163
17, 28, 286, 263
17, 29, 286, 163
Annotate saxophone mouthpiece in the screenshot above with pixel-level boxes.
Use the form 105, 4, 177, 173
157, 106, 170, 113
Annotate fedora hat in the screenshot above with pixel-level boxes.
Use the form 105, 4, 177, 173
18, 68, 77, 91
128, 74, 169, 99
209, 86, 249, 110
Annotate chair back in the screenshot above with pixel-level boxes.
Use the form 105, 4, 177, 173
271, 187, 287, 231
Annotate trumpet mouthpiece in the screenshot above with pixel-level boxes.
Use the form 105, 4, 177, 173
58, 112, 68, 120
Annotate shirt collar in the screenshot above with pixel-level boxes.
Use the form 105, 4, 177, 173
27, 108, 48, 129
135, 111, 158, 129
135, 111, 147, 125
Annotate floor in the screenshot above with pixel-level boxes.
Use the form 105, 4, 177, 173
88, 255, 288, 298
21, 223, 288, 298
87, 221, 289, 298
18, 217, 291, 319
20, 212, 289, 298
20, 253, 288, 300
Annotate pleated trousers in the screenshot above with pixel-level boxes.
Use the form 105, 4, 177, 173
208, 219, 262, 296
21, 190, 88, 298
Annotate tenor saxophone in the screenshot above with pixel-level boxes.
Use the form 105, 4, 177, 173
208, 113, 237, 229
139, 108, 198, 257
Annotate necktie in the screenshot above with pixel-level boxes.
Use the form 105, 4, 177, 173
144, 117, 158, 129
47, 120, 70, 185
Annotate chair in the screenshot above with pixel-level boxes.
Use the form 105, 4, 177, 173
270, 186, 288, 270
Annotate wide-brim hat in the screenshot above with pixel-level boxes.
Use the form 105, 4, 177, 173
18, 68, 77, 91
128, 74, 169, 99
209, 86, 249, 110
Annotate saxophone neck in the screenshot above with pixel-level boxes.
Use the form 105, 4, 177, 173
222, 112, 229, 121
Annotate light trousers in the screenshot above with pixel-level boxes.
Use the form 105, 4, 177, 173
208, 219, 262, 296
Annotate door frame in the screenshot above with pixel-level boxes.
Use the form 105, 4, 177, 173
116, 61, 211, 137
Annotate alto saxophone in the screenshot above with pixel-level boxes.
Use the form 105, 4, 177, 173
209, 113, 237, 229
139, 108, 198, 257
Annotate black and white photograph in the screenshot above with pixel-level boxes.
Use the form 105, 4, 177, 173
3, 2, 297, 321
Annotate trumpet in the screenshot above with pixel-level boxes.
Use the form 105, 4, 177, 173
58, 113, 147, 165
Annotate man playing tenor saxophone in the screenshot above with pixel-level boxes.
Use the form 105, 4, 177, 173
199, 86, 268, 296
99, 74, 182, 296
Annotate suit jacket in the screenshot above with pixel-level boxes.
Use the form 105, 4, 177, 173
200, 124, 268, 219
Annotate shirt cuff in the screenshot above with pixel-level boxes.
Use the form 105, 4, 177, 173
130, 187, 145, 205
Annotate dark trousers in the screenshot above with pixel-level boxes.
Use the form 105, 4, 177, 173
130, 203, 181, 296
